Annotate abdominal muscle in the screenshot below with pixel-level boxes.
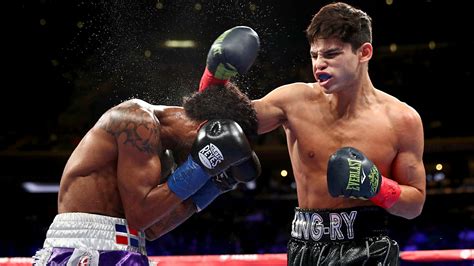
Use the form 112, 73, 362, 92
285, 128, 376, 210
292, 162, 373, 210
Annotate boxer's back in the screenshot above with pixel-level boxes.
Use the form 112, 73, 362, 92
58, 100, 157, 218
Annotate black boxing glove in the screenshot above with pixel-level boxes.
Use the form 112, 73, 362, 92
199, 26, 260, 92
226, 151, 261, 183
191, 151, 261, 212
191, 119, 253, 175
167, 119, 252, 200
327, 147, 401, 208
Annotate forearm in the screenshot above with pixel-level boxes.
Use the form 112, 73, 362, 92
327, 147, 426, 220
385, 184, 425, 219
144, 199, 197, 241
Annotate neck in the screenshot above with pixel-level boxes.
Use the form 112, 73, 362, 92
153, 106, 199, 151
331, 71, 375, 117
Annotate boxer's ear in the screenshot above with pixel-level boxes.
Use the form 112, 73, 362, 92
359, 42, 372, 63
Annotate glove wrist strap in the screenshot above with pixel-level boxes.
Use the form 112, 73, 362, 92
199, 68, 229, 92
370, 176, 401, 209
167, 156, 210, 200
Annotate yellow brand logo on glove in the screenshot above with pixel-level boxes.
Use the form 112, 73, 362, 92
346, 158, 362, 191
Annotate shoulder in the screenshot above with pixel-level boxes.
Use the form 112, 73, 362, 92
375, 92, 425, 160
378, 91, 423, 133
276, 82, 318, 93
262, 82, 321, 103
112, 99, 156, 119
114, 98, 153, 110
96, 99, 160, 135
396, 102, 423, 134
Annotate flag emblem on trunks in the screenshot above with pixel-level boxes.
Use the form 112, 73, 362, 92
115, 224, 139, 248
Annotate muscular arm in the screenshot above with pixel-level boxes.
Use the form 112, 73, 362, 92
252, 84, 293, 134
145, 199, 197, 240
387, 106, 426, 219
100, 102, 187, 230
253, 83, 315, 134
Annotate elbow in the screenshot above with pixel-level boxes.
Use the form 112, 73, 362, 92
126, 209, 153, 231
145, 228, 160, 241
404, 206, 423, 220
126, 217, 148, 231
397, 186, 426, 220
408, 190, 426, 219
400, 198, 425, 220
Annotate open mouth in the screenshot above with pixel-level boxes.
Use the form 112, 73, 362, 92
317, 73, 332, 83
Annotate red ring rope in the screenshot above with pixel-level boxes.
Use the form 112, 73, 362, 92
1, 249, 472, 265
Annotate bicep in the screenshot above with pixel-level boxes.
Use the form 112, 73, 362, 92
116, 133, 162, 216
253, 89, 288, 134
391, 109, 426, 193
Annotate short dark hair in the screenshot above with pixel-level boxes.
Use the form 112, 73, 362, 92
306, 2, 372, 51
182, 83, 258, 138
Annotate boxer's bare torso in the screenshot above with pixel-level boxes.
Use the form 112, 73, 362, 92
253, 82, 425, 216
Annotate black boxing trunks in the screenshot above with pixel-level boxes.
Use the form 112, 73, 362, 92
288, 206, 399, 266
33, 213, 151, 266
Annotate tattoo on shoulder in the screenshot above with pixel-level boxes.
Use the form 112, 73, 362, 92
97, 103, 160, 154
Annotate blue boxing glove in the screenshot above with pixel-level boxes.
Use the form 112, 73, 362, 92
191, 151, 261, 212
199, 26, 260, 92
167, 119, 253, 200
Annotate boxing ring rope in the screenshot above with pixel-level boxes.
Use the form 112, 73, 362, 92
399, 249, 474, 262
1, 250, 473, 265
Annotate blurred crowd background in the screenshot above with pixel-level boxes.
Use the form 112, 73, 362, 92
1, 0, 473, 265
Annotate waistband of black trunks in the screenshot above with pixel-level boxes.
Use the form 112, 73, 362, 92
290, 206, 389, 243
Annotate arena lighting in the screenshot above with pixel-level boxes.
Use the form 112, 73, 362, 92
433, 172, 446, 182
164, 40, 196, 48
389, 43, 397, 53
22, 182, 59, 193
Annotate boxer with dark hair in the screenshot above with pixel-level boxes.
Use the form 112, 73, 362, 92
34, 81, 260, 265
250, 2, 426, 265
184, 83, 258, 138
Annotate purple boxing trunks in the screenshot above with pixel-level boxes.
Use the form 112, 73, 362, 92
34, 212, 151, 266
38, 247, 149, 265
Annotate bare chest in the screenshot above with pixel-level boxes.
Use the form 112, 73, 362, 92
284, 109, 397, 174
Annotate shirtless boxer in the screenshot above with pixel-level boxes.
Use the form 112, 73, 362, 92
200, 4, 426, 266
34, 26, 261, 266
251, 3, 426, 265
